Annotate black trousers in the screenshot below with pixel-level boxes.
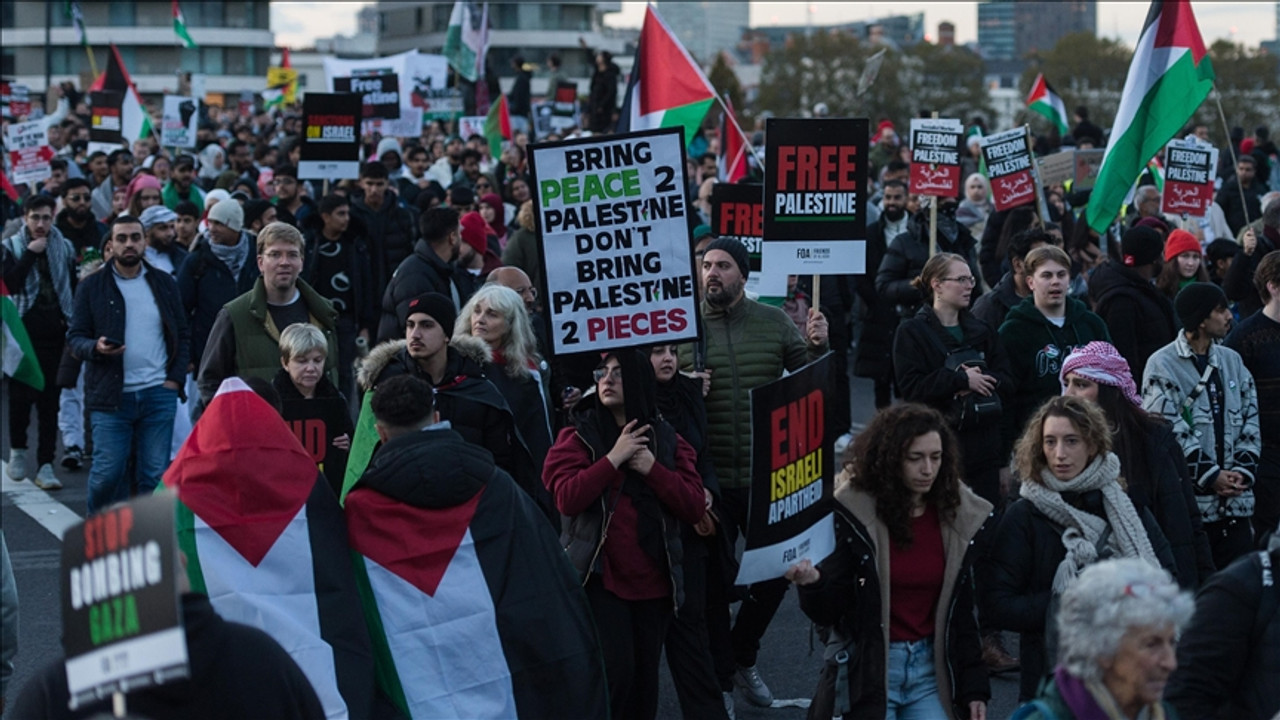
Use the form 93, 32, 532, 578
664, 538, 730, 719
8, 338, 63, 467
586, 579, 672, 720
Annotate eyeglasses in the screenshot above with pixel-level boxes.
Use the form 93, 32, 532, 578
942, 276, 977, 286
593, 366, 622, 383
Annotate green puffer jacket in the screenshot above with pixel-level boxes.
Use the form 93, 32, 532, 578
680, 298, 826, 489
225, 277, 339, 386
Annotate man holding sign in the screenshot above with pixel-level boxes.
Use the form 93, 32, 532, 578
681, 236, 827, 709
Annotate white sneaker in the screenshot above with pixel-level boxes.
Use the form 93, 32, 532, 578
7, 449, 29, 480
733, 664, 773, 707
33, 463, 62, 490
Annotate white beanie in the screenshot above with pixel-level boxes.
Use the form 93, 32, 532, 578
207, 197, 244, 232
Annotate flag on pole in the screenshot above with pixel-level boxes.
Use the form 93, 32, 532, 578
616, 4, 717, 148
171, 0, 197, 49
2, 281, 44, 391
281, 47, 298, 104
857, 48, 888, 97
64, 1, 88, 48
483, 93, 511, 159
444, 2, 488, 83
1026, 73, 1070, 135
718, 95, 748, 183
90, 44, 155, 143
1086, 0, 1215, 234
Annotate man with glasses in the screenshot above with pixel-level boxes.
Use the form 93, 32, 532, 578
270, 165, 314, 229
2, 197, 78, 488
162, 155, 206, 211
91, 150, 134, 221
55, 179, 107, 257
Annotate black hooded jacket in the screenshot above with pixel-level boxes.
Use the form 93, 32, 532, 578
1087, 259, 1178, 381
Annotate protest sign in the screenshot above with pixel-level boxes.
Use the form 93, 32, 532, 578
281, 397, 351, 496
980, 127, 1036, 211
372, 106, 424, 139
237, 91, 255, 118
417, 88, 463, 121
762, 118, 869, 275
327, 50, 448, 128
1037, 149, 1076, 186
160, 95, 198, 149
909, 118, 963, 196
530, 127, 701, 354
1161, 139, 1218, 217
550, 82, 578, 131
89, 90, 125, 152
299, 93, 362, 181
334, 73, 401, 121
1, 81, 31, 119
5, 120, 54, 186
710, 184, 787, 297
1073, 148, 1104, 190
61, 494, 189, 708
737, 354, 836, 585
266, 66, 298, 105
458, 115, 487, 142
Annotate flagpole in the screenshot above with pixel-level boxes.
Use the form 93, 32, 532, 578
1212, 85, 1250, 229
713, 92, 763, 171
85, 46, 99, 78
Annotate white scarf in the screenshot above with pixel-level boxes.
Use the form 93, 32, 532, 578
1020, 452, 1159, 593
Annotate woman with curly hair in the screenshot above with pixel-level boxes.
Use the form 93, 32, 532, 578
788, 403, 992, 720
981, 396, 1177, 701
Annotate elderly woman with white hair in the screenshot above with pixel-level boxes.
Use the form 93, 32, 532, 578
1011, 558, 1193, 720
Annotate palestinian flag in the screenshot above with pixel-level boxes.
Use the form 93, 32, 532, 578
484, 93, 511, 159
90, 44, 154, 143
172, 0, 197, 49
1086, 0, 1214, 234
617, 4, 716, 148
1, 281, 44, 391
165, 378, 376, 720
443, 1, 487, 83
1026, 73, 1069, 135
345, 429, 608, 719
64, 1, 88, 48
718, 94, 748, 183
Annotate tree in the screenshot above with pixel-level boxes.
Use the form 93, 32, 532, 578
707, 51, 745, 124
903, 43, 994, 126
1019, 32, 1133, 135
1188, 40, 1280, 149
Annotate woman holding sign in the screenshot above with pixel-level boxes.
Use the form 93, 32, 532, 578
787, 404, 992, 720
544, 349, 706, 720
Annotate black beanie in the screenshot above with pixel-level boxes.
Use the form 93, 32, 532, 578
396, 292, 456, 333
1121, 225, 1164, 268
703, 237, 750, 278
1175, 282, 1227, 332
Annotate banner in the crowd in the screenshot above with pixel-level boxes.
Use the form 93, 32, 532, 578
533, 103, 555, 139
334, 73, 401, 121
299, 93, 362, 181
281, 398, 350, 493
1037, 149, 1077, 186
1073, 148, 1104, 190
530, 127, 700, 354
326, 50, 448, 125
1, 81, 31, 119
418, 88, 463, 121
5, 119, 54, 186
1161, 138, 1218, 217
737, 354, 836, 585
266, 66, 299, 105
160, 95, 199, 149
370, 106, 424, 139
908, 118, 963, 197
550, 81, 578, 131
458, 115, 486, 142
762, 117, 869, 275
980, 127, 1036, 211
89, 90, 125, 150
61, 494, 189, 709
237, 90, 255, 118
710, 183, 786, 297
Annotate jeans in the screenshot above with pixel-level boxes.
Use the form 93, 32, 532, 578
87, 385, 177, 514
887, 638, 948, 720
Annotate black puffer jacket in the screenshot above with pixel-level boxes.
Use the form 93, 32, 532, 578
350, 190, 417, 290
176, 234, 260, 364
1087, 260, 1178, 382
301, 210, 377, 335
876, 211, 980, 316
376, 238, 476, 343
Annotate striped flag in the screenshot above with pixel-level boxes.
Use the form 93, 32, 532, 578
443, 1, 488, 83
483, 93, 511, 159
1086, 0, 1214, 233
64, 1, 88, 48
90, 44, 154, 143
718, 95, 748, 183
1026, 73, 1070, 135
165, 378, 376, 720
2, 281, 44, 391
616, 4, 717, 148
172, 0, 197, 49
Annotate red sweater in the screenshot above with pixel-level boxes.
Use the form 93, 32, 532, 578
543, 426, 706, 601
888, 504, 945, 642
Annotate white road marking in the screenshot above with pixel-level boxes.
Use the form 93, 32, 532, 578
1, 462, 83, 540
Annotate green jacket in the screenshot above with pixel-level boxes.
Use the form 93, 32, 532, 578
224, 277, 338, 385
161, 180, 205, 211
998, 295, 1111, 435
680, 297, 825, 489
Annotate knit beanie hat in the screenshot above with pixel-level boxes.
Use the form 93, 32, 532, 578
138, 204, 177, 231
207, 196, 244, 232
243, 200, 273, 229
459, 212, 489, 254
1060, 341, 1143, 408
376, 137, 401, 159
397, 292, 456, 333
703, 237, 750, 278
1163, 229, 1201, 262
1121, 225, 1164, 267
1175, 282, 1227, 332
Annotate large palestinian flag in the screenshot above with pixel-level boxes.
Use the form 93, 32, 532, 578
344, 428, 608, 719
1086, 0, 1214, 233
165, 378, 376, 720
617, 4, 717, 148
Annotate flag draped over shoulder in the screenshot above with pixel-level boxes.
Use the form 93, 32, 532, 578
165, 378, 376, 720
171, 0, 197, 49
1086, 0, 1214, 233
90, 45, 154, 143
444, 2, 488, 83
1, 281, 44, 391
1026, 73, 1069, 135
616, 4, 717, 148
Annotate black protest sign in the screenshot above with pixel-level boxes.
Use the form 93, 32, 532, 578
281, 397, 351, 496
89, 90, 125, 147
334, 73, 401, 121
61, 494, 189, 708
909, 118, 964, 197
529, 127, 701, 355
1162, 139, 1218, 217
762, 118, 869, 274
711, 183, 786, 297
737, 354, 837, 585
299, 93, 362, 181
980, 127, 1036, 211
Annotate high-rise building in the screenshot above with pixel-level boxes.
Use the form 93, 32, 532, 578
656, 1, 748, 64
0, 1, 273, 98
357, 5, 379, 36
978, 0, 1095, 86
746, 13, 926, 55
976, 1, 1016, 61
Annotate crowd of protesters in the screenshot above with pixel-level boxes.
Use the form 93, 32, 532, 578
2, 67, 1280, 720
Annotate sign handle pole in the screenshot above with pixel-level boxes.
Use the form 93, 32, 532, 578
1024, 124, 1049, 226
112, 691, 126, 718
812, 275, 821, 316
1212, 86, 1250, 228
928, 111, 939, 258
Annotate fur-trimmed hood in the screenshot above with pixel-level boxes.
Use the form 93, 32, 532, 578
355, 333, 493, 391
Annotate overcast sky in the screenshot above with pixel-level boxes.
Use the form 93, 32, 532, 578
270, 1, 1278, 52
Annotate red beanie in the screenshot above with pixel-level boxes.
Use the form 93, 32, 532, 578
460, 211, 489, 254
1163, 229, 1201, 262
